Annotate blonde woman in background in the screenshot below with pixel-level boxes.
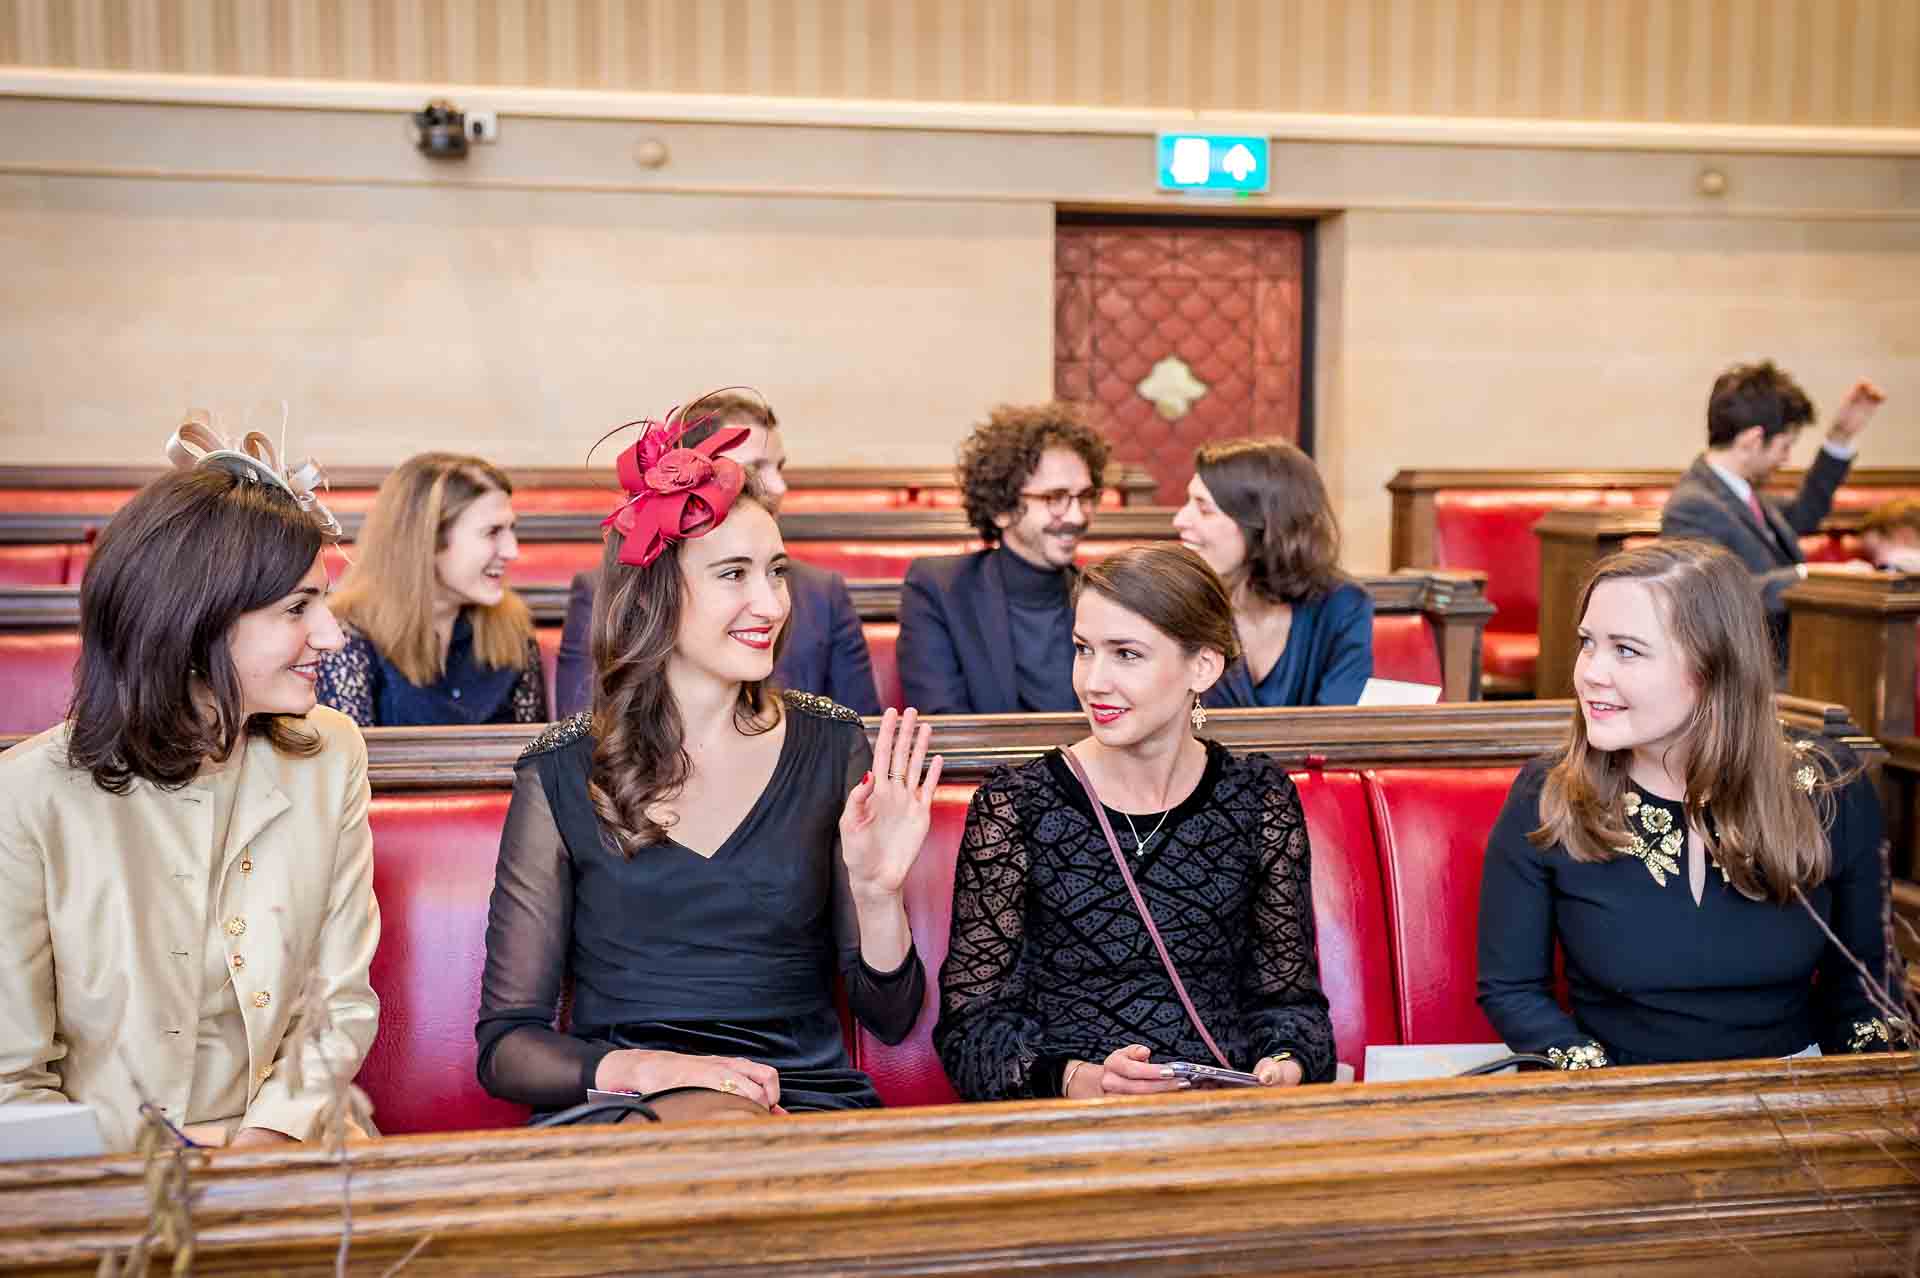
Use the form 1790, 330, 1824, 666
318, 453, 547, 726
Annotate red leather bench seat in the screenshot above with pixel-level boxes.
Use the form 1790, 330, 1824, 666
1370, 614, 1443, 688
351, 758, 1522, 1133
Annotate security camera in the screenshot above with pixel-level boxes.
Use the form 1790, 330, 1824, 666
410, 99, 468, 158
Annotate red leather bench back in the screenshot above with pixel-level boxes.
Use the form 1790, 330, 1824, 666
505, 542, 605, 587
0, 545, 76, 587
1364, 765, 1521, 1044
864, 621, 903, 713
350, 760, 1529, 1128
1370, 614, 1442, 688
535, 626, 562, 718
0, 633, 80, 735
362, 792, 531, 1134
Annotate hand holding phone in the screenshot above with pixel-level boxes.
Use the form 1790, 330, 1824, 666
1166, 1061, 1263, 1089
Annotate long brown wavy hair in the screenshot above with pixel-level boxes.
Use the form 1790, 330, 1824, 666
330, 452, 534, 686
1193, 437, 1344, 605
587, 492, 789, 854
1530, 540, 1836, 902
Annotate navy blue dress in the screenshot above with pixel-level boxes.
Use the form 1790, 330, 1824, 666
1203, 582, 1373, 709
316, 611, 547, 727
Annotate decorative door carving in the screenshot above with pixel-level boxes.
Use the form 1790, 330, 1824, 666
1054, 219, 1309, 504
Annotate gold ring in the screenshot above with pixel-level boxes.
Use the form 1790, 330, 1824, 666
888, 770, 907, 783
721, 1078, 738, 1094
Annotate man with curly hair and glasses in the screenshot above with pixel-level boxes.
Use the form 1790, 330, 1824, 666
897, 403, 1111, 714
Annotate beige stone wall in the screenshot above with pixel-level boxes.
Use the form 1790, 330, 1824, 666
0, 91, 1914, 573
1318, 210, 1920, 567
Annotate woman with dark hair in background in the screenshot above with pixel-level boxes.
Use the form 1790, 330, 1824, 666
935, 544, 1336, 1101
317, 452, 546, 726
1478, 540, 1903, 1069
0, 423, 380, 1152
476, 412, 939, 1119
1173, 438, 1372, 707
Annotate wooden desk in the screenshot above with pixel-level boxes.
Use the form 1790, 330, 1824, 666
2, 1056, 1914, 1276
1784, 572, 1920, 740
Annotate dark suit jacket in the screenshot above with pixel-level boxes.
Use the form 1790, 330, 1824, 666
555, 561, 881, 718
898, 549, 1077, 715
1658, 447, 1851, 663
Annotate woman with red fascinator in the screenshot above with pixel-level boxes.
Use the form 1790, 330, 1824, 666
475, 402, 941, 1119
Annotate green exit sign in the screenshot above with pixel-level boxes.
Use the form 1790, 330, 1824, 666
1156, 132, 1270, 194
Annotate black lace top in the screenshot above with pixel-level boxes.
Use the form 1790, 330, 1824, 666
316, 613, 546, 728
473, 692, 926, 1113
933, 741, 1337, 1099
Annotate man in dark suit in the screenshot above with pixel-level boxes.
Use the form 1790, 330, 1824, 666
897, 403, 1111, 714
1660, 361, 1885, 667
555, 393, 880, 718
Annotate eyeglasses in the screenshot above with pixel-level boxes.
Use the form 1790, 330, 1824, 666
1018, 487, 1100, 517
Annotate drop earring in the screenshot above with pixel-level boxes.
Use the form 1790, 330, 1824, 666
1190, 700, 1207, 732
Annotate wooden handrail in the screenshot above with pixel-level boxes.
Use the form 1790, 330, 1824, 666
2, 1055, 1914, 1275
0, 696, 1869, 792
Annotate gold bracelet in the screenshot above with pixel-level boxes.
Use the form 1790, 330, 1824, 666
1061, 1060, 1087, 1097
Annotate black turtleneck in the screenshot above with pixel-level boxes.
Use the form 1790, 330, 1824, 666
996, 546, 1079, 712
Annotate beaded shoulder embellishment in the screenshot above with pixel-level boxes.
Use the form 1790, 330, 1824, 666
782, 689, 862, 723
519, 711, 593, 760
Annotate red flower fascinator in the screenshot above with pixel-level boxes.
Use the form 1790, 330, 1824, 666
601, 418, 751, 568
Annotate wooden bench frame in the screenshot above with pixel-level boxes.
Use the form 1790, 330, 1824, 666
3, 1054, 1915, 1276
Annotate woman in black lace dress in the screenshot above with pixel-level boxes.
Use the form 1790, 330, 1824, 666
934, 545, 1337, 1101
475, 414, 941, 1117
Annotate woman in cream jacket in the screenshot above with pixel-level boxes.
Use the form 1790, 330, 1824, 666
0, 433, 380, 1153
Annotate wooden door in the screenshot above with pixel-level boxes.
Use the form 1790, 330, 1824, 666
1054, 217, 1310, 504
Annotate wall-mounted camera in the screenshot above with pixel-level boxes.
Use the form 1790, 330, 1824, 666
410, 99, 468, 158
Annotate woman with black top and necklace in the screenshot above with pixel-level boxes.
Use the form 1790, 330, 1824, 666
476, 412, 940, 1118
934, 545, 1337, 1100
1477, 541, 1904, 1069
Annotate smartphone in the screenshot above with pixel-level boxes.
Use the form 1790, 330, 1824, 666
1166, 1061, 1263, 1088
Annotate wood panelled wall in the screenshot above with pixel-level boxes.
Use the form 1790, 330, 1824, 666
3, 0, 1917, 128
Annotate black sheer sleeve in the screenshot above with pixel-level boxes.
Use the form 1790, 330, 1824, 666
932, 769, 1049, 1101
1241, 758, 1338, 1082
1814, 764, 1904, 1053
474, 760, 615, 1106
315, 628, 377, 727
1476, 763, 1607, 1066
828, 725, 927, 1043
509, 636, 548, 723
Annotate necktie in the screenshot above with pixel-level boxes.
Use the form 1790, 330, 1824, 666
1745, 491, 1767, 529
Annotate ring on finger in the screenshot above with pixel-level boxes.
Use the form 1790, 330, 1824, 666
720, 1078, 738, 1095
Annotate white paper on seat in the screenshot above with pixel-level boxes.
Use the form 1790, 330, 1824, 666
1363, 1043, 1515, 1082
1357, 678, 1442, 706
0, 1103, 105, 1161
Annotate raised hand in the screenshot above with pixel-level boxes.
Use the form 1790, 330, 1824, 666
839, 707, 944, 900
1828, 380, 1884, 444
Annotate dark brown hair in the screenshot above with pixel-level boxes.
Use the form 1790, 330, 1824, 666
1531, 540, 1835, 901
1074, 544, 1242, 667
1193, 437, 1344, 605
66, 467, 326, 793
1707, 361, 1814, 448
957, 402, 1110, 544
588, 487, 788, 853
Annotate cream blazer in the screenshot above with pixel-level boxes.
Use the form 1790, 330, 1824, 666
0, 706, 381, 1153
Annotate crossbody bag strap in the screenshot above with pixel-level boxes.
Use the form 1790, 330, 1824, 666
1060, 747, 1231, 1069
